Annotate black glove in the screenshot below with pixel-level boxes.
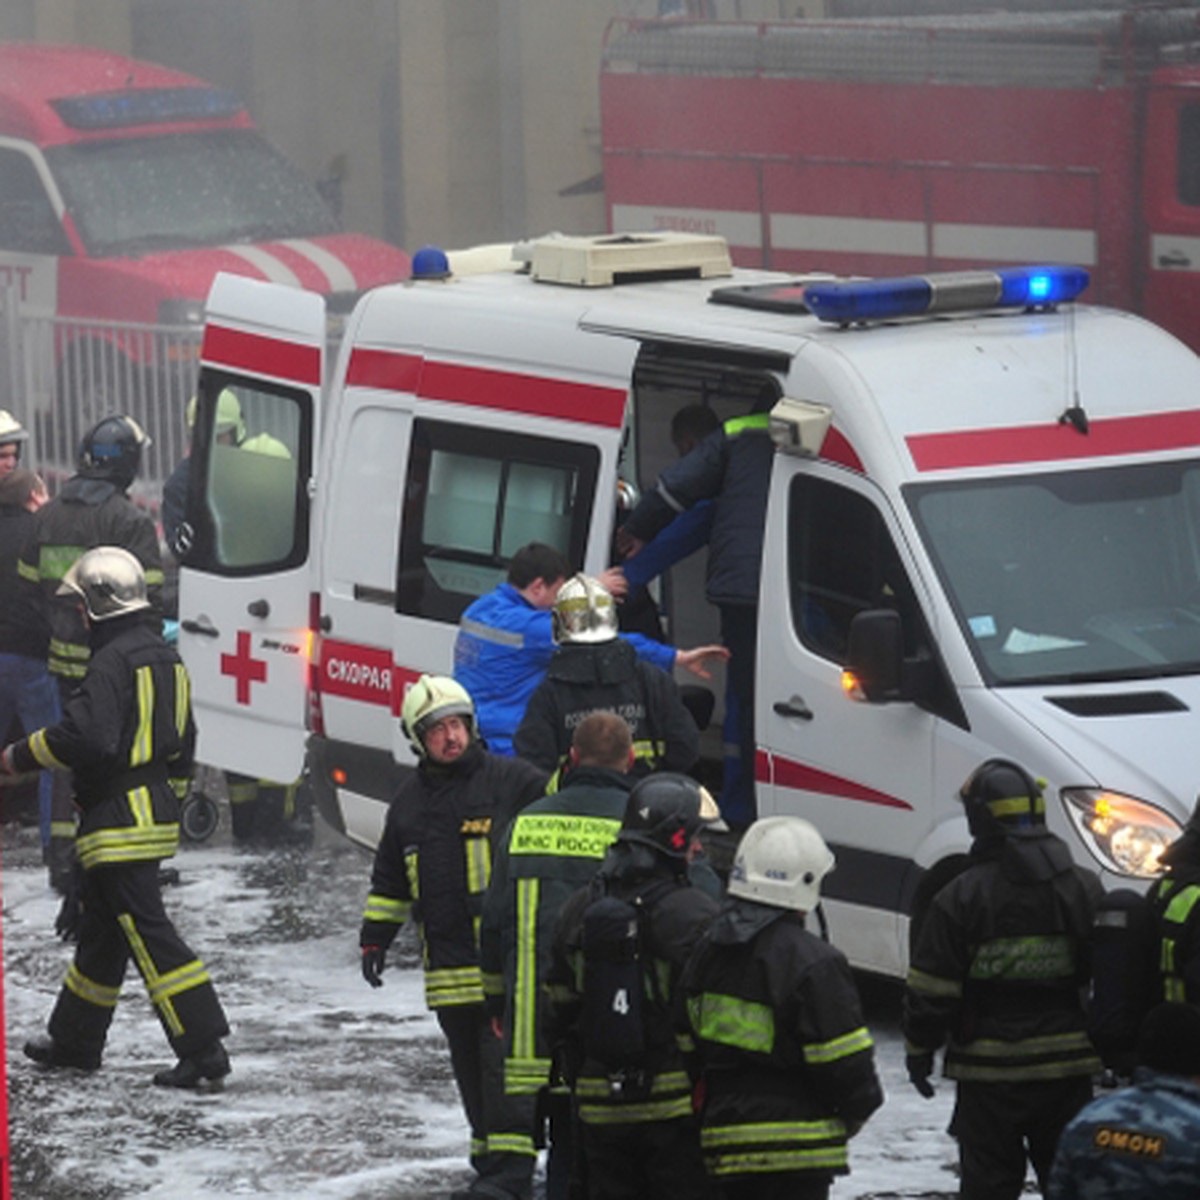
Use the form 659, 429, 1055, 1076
906, 1051, 936, 1099
361, 944, 386, 988
54, 858, 84, 942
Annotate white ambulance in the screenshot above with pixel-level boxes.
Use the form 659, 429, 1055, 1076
177, 233, 1200, 978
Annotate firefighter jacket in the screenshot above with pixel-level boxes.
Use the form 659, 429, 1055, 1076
8, 616, 193, 870
679, 897, 883, 1180
1145, 862, 1200, 1005
623, 413, 773, 608
543, 840, 720, 1127
17, 476, 163, 680
0, 499, 46, 658
903, 828, 1104, 1084
1046, 1068, 1200, 1200
479, 764, 633, 1097
360, 741, 547, 1010
454, 581, 675, 756
513, 639, 699, 778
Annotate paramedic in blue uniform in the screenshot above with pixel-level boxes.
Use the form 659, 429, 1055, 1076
618, 390, 777, 828
454, 541, 724, 757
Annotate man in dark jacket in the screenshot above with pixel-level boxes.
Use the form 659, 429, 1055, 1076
17, 413, 162, 891
618, 395, 776, 828
359, 675, 548, 1200
514, 574, 714, 781
680, 815, 883, 1199
903, 759, 1104, 1200
1143, 796, 1200, 1006
3, 547, 230, 1088
481, 711, 636, 1200
544, 772, 722, 1200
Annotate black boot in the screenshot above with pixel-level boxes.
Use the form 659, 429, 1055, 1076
153, 1041, 231, 1089
23, 1035, 101, 1072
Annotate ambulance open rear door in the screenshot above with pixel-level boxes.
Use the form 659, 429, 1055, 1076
177, 274, 323, 782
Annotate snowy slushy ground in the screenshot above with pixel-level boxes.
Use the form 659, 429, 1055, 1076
3, 813, 993, 1198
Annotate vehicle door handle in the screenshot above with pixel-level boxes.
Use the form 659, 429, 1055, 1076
180, 617, 220, 638
773, 696, 814, 721
247, 599, 270, 618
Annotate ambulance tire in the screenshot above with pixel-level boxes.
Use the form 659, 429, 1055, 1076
907, 853, 970, 954
180, 791, 220, 843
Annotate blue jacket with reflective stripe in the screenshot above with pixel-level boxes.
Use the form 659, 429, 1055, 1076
454, 582, 675, 756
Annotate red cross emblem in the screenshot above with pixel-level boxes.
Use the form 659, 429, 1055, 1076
221, 630, 267, 705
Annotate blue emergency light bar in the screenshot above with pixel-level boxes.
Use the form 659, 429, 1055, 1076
804, 266, 1090, 325
53, 88, 245, 131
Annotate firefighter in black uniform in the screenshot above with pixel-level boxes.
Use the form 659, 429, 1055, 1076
1144, 797, 1200, 1006
3, 547, 230, 1088
359, 675, 547, 1200
903, 759, 1103, 1200
514, 574, 704, 781
544, 772, 721, 1200
680, 816, 883, 1199
17, 414, 163, 892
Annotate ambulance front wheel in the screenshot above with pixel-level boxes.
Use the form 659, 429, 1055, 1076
180, 791, 220, 843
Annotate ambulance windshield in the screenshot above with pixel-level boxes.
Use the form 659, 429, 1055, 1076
910, 458, 1200, 686
47, 130, 339, 258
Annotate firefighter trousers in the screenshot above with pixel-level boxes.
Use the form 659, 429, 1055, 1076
437, 1004, 536, 1199
47, 859, 229, 1062
579, 1115, 715, 1200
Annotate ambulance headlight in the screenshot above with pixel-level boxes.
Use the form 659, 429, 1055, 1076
1061, 788, 1180, 878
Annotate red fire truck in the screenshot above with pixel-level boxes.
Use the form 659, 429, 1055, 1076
600, 7, 1200, 353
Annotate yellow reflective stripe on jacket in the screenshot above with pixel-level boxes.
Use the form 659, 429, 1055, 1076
75, 785, 179, 869
48, 636, 89, 660
49, 819, 77, 839
38, 544, 86, 581
702, 1118, 847, 1147
131, 666, 154, 766
362, 893, 410, 924
425, 964, 484, 1008
17, 557, 39, 583
144, 567, 165, 587
464, 835, 491, 894
509, 812, 622, 859
505, 1056, 554, 1096
906, 967, 963, 998
632, 738, 667, 765
803, 1025, 874, 1065
482, 970, 505, 998
723, 412, 771, 437
512, 876, 540, 1062
576, 1069, 693, 1124
29, 728, 69, 770
688, 991, 776, 1054
705, 1147, 849, 1175
174, 664, 190, 738
64, 962, 121, 1008
948, 1029, 1100, 1082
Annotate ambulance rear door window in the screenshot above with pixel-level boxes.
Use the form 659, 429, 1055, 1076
398, 419, 598, 623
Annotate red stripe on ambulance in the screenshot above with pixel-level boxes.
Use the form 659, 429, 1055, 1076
760, 750, 913, 811
202, 324, 322, 387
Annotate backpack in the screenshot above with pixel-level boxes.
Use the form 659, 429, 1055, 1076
579, 877, 674, 1100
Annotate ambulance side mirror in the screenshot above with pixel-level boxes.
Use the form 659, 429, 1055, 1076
844, 609, 904, 702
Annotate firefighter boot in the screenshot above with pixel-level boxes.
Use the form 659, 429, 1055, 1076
23, 1035, 101, 1072
153, 1041, 231, 1089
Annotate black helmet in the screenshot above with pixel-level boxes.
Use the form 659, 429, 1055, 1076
619, 773, 715, 859
79, 414, 149, 488
960, 758, 1045, 840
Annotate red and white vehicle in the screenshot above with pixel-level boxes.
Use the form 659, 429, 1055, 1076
179, 232, 1200, 978
600, 8, 1200, 354
0, 42, 409, 426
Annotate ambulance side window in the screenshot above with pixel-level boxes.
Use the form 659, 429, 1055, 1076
0, 149, 69, 254
190, 377, 312, 574
788, 475, 928, 664
398, 419, 598, 623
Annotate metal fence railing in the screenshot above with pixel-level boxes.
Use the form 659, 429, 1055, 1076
0, 284, 202, 519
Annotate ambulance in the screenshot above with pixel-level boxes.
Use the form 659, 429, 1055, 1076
177, 232, 1200, 978
0, 42, 409, 427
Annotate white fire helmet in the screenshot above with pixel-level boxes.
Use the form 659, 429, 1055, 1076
552, 573, 618, 645
400, 674, 476, 756
57, 546, 150, 623
727, 815, 835, 913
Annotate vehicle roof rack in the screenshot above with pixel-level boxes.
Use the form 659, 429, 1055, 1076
523, 231, 733, 287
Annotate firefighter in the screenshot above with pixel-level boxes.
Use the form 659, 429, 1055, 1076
1144, 796, 1200, 1006
359, 675, 548, 1200
543, 772, 722, 1200
480, 711, 637, 1200
1047, 1001, 1200, 1199
2, 547, 230, 1087
17, 413, 162, 892
680, 816, 883, 1199
514, 574, 722, 780
617, 390, 776, 828
0, 408, 29, 476
903, 759, 1103, 1200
